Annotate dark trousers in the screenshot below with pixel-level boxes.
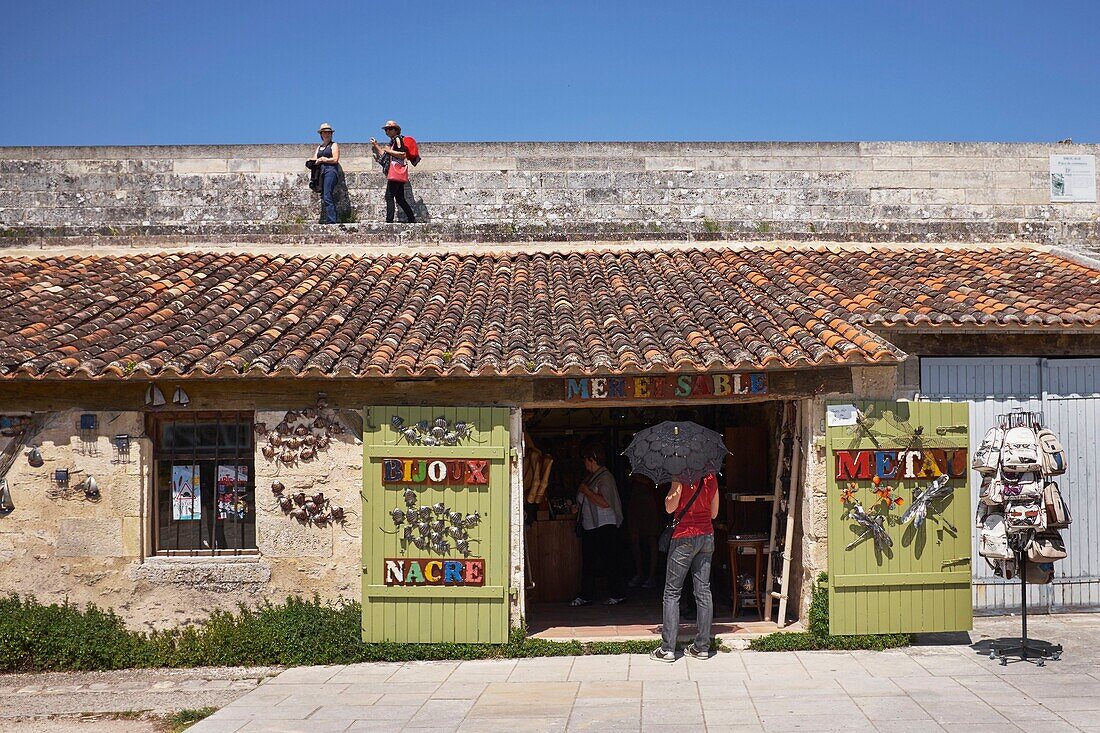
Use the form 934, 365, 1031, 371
580, 524, 626, 600
385, 180, 416, 223
321, 166, 338, 224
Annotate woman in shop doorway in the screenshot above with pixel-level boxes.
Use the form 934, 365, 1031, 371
569, 440, 626, 607
370, 120, 418, 223
651, 473, 719, 662
627, 474, 661, 589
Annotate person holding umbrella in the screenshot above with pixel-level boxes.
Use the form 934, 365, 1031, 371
653, 473, 719, 661
621, 421, 727, 662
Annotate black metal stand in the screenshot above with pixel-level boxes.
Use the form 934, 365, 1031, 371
989, 540, 1063, 666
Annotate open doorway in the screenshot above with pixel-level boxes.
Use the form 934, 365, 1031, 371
522, 401, 799, 639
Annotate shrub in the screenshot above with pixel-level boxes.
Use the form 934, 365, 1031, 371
0, 595, 144, 671
748, 573, 912, 652
0, 593, 713, 672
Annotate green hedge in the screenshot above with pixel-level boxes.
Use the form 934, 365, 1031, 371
0, 593, 686, 673
748, 573, 912, 652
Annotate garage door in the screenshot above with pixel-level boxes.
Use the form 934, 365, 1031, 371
921, 358, 1100, 613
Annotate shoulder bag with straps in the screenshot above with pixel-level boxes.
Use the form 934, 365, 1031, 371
658, 482, 705, 553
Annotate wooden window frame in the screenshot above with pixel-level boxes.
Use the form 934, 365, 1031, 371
147, 411, 258, 557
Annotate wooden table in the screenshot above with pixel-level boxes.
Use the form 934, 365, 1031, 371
728, 538, 768, 621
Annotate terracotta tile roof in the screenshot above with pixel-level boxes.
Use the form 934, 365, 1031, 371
0, 246, 1096, 380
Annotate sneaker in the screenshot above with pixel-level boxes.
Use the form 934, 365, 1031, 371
627, 574, 644, 588
604, 597, 626, 605
568, 597, 591, 607
650, 647, 676, 663
684, 643, 710, 660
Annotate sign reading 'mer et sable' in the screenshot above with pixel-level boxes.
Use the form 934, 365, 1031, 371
566, 373, 767, 401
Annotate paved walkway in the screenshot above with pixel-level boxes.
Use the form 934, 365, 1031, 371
187, 614, 1100, 733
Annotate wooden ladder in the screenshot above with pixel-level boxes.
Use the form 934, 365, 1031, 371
764, 400, 803, 627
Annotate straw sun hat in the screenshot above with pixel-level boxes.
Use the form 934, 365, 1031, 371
317, 123, 334, 133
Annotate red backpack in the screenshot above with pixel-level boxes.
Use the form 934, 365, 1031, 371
403, 136, 421, 166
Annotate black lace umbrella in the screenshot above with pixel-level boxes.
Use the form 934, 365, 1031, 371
623, 421, 728, 486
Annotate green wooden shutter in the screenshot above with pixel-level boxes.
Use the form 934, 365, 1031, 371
826, 400, 972, 635
362, 406, 511, 644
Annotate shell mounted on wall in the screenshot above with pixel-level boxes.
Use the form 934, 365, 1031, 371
260, 395, 345, 465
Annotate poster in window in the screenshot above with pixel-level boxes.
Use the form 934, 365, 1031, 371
216, 464, 249, 520
171, 464, 201, 521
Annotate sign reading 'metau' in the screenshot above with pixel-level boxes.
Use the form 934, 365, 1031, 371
566, 373, 767, 401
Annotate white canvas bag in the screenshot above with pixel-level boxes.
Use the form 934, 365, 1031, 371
978, 512, 1011, 559
972, 426, 1006, 476
1006, 500, 1047, 531
1000, 471, 1043, 500
1036, 428, 1068, 476
978, 475, 1005, 506
1043, 481, 1073, 529
1001, 426, 1042, 474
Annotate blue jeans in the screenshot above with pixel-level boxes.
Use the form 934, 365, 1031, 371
661, 533, 714, 653
321, 165, 338, 223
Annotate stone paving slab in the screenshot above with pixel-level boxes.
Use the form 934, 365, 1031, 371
182, 613, 1100, 732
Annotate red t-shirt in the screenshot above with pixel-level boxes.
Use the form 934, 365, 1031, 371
671, 475, 718, 539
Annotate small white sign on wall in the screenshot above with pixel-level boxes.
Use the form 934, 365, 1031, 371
826, 403, 859, 427
1050, 154, 1097, 203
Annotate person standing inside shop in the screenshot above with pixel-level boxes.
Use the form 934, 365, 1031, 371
651, 473, 719, 662
569, 440, 626, 607
627, 474, 661, 589
370, 120, 418, 223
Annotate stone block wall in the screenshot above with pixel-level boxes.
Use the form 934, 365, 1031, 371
1, 142, 1098, 248
0, 408, 364, 630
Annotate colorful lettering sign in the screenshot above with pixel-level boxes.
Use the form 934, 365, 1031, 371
834, 448, 968, 481
565, 373, 766, 401
381, 458, 490, 485
383, 558, 486, 586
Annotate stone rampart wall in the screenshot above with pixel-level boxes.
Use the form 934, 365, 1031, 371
1, 142, 1098, 247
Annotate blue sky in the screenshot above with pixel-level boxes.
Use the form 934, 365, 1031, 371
1, 0, 1097, 145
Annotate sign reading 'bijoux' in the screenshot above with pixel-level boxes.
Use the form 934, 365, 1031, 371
382, 458, 490, 485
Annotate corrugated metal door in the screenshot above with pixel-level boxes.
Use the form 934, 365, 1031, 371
921, 357, 1100, 612
827, 400, 973, 635
362, 406, 511, 643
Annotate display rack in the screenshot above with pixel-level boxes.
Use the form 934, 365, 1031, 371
988, 410, 1064, 667
990, 532, 1063, 666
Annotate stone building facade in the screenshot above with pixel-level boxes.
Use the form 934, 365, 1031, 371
0, 141, 1098, 634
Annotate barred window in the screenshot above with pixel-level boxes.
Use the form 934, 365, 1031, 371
151, 412, 257, 555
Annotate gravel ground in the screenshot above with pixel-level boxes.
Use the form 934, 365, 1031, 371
0, 665, 282, 731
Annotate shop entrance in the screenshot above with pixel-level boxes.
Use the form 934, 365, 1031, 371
522, 400, 797, 639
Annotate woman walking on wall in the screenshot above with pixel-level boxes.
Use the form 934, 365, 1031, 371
310, 123, 342, 224
371, 120, 418, 223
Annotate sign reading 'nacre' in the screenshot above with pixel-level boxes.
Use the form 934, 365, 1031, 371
384, 558, 486, 586
382, 458, 490, 485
